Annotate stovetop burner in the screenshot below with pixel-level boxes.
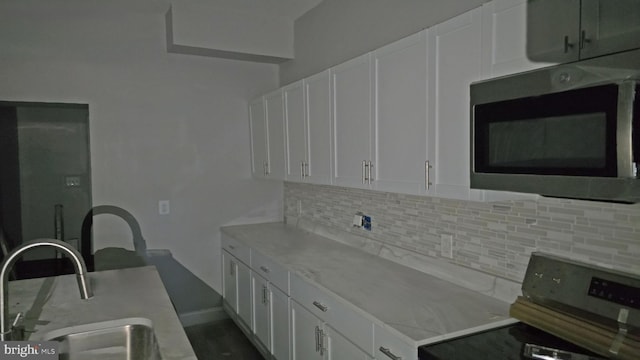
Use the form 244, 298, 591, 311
418, 322, 608, 360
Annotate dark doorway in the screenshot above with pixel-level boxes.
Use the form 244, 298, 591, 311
0, 101, 91, 278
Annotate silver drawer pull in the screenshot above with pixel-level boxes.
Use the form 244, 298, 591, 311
312, 301, 328, 312
379, 347, 402, 360
260, 266, 270, 273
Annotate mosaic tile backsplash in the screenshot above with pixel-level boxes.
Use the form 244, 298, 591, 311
284, 182, 640, 283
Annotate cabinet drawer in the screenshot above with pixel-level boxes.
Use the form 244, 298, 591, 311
250, 250, 290, 294
290, 274, 374, 355
221, 234, 250, 265
374, 323, 416, 360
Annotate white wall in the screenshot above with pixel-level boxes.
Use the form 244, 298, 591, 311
280, 0, 488, 84
0, 0, 283, 294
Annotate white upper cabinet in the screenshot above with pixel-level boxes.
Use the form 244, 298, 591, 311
304, 70, 333, 185
480, 0, 556, 79
372, 31, 430, 196
427, 7, 485, 201
284, 81, 307, 181
249, 97, 268, 179
526, 0, 640, 63
332, 54, 374, 189
579, 0, 640, 59
525, 0, 581, 63
284, 72, 333, 185
250, 0, 542, 201
264, 89, 286, 180
250, 91, 286, 181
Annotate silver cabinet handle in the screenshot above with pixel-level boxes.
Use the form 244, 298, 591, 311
425, 161, 433, 190
379, 347, 402, 360
368, 161, 373, 184
262, 285, 269, 305
563, 35, 574, 53
580, 30, 591, 49
362, 160, 367, 184
319, 328, 326, 356
300, 160, 305, 179
259, 265, 270, 273
315, 326, 321, 352
304, 162, 309, 177
312, 301, 328, 312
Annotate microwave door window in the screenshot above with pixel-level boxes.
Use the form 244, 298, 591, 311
488, 113, 607, 170
474, 83, 619, 177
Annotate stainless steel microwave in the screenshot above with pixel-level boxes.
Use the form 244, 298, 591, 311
470, 49, 640, 203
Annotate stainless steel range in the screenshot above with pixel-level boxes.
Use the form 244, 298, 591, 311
419, 253, 640, 359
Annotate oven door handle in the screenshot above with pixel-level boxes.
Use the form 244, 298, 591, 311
523, 343, 597, 360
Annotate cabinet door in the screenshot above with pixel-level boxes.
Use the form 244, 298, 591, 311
305, 70, 333, 185
265, 90, 286, 180
252, 271, 270, 351
580, 0, 640, 59
324, 325, 372, 360
372, 31, 429, 196
374, 323, 417, 360
428, 7, 484, 201
236, 260, 252, 334
526, 0, 581, 63
249, 98, 268, 178
221, 251, 237, 312
291, 301, 324, 360
271, 285, 290, 360
332, 54, 373, 188
285, 81, 307, 182
481, 0, 556, 79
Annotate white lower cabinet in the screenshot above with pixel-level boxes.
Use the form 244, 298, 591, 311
236, 260, 252, 335
251, 271, 291, 360
291, 300, 372, 360
325, 325, 372, 360
221, 249, 252, 336
374, 323, 417, 360
222, 251, 237, 314
252, 272, 270, 353
291, 300, 324, 360
271, 285, 290, 360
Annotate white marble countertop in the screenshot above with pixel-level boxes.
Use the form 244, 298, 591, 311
8, 266, 197, 360
222, 222, 517, 347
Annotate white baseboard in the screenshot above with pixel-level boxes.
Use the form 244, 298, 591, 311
179, 306, 229, 327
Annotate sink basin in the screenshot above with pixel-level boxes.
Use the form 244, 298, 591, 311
43, 317, 162, 360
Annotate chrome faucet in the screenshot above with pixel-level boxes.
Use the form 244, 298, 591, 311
0, 239, 93, 340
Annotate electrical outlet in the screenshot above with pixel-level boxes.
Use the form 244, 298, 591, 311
440, 234, 453, 259
362, 215, 372, 231
158, 200, 170, 215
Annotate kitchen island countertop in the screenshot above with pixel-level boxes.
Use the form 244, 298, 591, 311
8, 265, 197, 360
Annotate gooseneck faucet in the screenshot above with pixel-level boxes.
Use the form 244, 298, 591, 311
0, 239, 93, 340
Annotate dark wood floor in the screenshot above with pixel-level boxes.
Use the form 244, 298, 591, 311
184, 318, 265, 360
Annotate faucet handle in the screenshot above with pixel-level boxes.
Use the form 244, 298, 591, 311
11, 312, 23, 327
10, 312, 24, 340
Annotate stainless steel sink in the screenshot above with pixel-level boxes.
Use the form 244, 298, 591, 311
43, 317, 162, 360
